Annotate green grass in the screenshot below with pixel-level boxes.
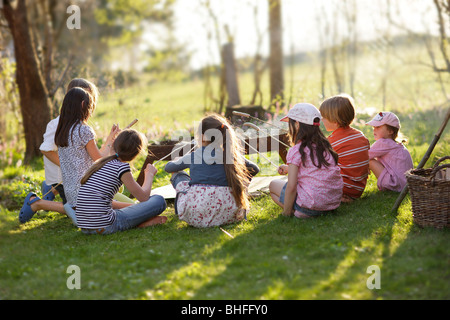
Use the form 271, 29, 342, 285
0, 177, 448, 300
1, 41, 449, 300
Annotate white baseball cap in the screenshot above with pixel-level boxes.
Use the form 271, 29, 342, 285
280, 103, 322, 126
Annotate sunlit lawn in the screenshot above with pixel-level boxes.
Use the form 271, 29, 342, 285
0, 42, 449, 300
0, 172, 448, 300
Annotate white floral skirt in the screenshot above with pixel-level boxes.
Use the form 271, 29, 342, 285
175, 181, 245, 228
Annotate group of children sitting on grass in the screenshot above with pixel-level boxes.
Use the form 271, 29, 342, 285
18, 78, 414, 234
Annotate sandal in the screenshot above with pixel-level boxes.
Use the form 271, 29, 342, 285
41, 181, 55, 201
19, 193, 41, 223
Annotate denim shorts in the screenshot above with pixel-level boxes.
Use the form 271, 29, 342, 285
279, 182, 334, 217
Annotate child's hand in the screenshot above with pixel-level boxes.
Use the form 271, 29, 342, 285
145, 163, 158, 178
107, 123, 121, 143
278, 165, 289, 175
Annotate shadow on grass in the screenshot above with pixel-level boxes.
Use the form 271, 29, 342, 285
1, 186, 448, 300
178, 191, 403, 300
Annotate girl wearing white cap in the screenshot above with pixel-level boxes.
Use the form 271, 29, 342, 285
366, 111, 413, 192
269, 103, 343, 218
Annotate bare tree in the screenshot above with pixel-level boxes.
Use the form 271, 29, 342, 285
432, 0, 450, 72
268, 0, 284, 107
201, 0, 227, 113
249, 4, 268, 106
315, 2, 330, 98
343, 0, 358, 97
2, 0, 51, 163
386, 0, 450, 100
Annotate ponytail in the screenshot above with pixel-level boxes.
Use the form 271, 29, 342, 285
80, 129, 146, 184
80, 154, 117, 184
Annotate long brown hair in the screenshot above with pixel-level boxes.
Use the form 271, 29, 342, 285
55, 87, 95, 147
81, 129, 147, 184
288, 118, 339, 168
200, 114, 251, 210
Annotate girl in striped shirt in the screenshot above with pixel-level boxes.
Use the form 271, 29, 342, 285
320, 94, 370, 202
76, 129, 167, 235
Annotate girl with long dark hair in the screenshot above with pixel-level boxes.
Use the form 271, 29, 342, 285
269, 103, 343, 218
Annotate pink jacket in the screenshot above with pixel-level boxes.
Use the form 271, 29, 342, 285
369, 138, 414, 192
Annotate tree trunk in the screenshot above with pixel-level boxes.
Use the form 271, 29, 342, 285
3, 0, 51, 163
268, 0, 284, 107
222, 42, 241, 108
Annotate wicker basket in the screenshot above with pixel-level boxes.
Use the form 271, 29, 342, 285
405, 156, 450, 229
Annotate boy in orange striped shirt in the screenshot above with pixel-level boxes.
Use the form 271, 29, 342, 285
319, 94, 370, 202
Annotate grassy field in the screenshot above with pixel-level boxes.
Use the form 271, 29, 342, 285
0, 41, 449, 300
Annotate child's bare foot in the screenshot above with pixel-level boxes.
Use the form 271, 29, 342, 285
294, 210, 311, 219
138, 216, 167, 228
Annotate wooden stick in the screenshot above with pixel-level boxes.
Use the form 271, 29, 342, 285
244, 122, 290, 148
125, 119, 138, 129
391, 107, 450, 213
42, 182, 62, 199
220, 227, 234, 238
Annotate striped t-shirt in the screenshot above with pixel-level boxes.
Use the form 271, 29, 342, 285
76, 159, 130, 229
327, 126, 370, 198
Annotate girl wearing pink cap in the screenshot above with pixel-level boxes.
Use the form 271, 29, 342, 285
269, 103, 343, 218
367, 111, 413, 192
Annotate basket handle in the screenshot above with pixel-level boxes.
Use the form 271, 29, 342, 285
430, 163, 450, 185
432, 156, 450, 169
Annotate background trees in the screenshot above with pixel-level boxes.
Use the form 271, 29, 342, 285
1, 0, 448, 162
1, 0, 178, 163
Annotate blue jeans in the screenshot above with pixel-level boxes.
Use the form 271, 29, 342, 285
64, 203, 77, 226
81, 195, 167, 235
170, 171, 191, 188
279, 183, 334, 217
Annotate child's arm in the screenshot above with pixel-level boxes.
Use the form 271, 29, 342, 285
85, 139, 103, 161
368, 139, 390, 160
282, 164, 299, 216
41, 150, 60, 166
85, 125, 121, 162
121, 163, 157, 202
164, 153, 191, 173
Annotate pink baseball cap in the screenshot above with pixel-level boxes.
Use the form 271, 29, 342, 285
367, 111, 400, 129
280, 103, 322, 126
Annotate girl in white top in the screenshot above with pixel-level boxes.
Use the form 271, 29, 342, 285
40, 115, 63, 201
